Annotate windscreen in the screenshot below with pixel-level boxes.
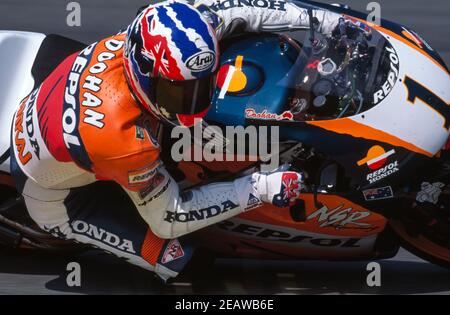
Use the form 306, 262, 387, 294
277, 4, 399, 121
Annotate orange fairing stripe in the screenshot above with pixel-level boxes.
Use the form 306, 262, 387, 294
306, 118, 433, 157
377, 28, 450, 77
352, 17, 450, 76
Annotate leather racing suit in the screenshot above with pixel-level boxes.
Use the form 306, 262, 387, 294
10, 0, 341, 280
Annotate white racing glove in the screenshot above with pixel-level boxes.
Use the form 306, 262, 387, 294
234, 166, 305, 211
256, 170, 304, 207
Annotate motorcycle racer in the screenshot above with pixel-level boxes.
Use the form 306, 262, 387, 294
10, 0, 344, 280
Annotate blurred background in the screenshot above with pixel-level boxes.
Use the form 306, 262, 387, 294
0, 0, 449, 65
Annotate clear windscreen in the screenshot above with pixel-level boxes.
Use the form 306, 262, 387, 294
275, 6, 398, 121
211, 1, 400, 125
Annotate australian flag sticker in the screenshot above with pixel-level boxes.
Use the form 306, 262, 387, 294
363, 186, 394, 201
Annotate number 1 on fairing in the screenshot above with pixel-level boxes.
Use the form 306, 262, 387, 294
404, 76, 450, 131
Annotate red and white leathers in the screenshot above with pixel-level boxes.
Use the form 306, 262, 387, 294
10, 0, 338, 279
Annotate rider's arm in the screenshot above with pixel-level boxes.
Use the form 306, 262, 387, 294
91, 138, 300, 239
92, 150, 253, 239
124, 165, 302, 239
194, 0, 341, 40
123, 166, 253, 239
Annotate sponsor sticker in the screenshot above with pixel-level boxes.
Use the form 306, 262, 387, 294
307, 204, 373, 230
139, 179, 171, 206
135, 125, 145, 140
128, 163, 158, 186
357, 146, 399, 184
207, 0, 287, 12
24, 89, 40, 160
161, 239, 185, 264
71, 220, 136, 254
245, 193, 262, 211
14, 98, 32, 165
217, 219, 365, 248
245, 108, 294, 121
373, 45, 400, 104
186, 51, 215, 72
416, 182, 445, 205
138, 171, 166, 199
363, 186, 394, 201
164, 200, 239, 223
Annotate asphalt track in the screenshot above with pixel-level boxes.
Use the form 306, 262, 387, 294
0, 0, 449, 295
0, 247, 449, 295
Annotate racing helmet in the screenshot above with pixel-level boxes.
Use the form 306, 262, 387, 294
123, 1, 219, 127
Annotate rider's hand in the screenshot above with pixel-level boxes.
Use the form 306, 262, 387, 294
252, 168, 305, 208
332, 16, 372, 40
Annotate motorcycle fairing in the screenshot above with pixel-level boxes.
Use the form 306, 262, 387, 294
196, 2, 450, 260
205, 3, 449, 194
307, 23, 450, 158
198, 193, 388, 259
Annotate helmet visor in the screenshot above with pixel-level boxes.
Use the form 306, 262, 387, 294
152, 75, 215, 117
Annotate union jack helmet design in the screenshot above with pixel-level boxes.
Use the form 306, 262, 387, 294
123, 0, 219, 127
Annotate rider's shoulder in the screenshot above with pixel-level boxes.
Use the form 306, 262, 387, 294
77, 33, 127, 69
78, 84, 159, 162
75, 33, 160, 164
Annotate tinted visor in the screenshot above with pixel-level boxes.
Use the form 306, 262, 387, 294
151, 75, 215, 117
